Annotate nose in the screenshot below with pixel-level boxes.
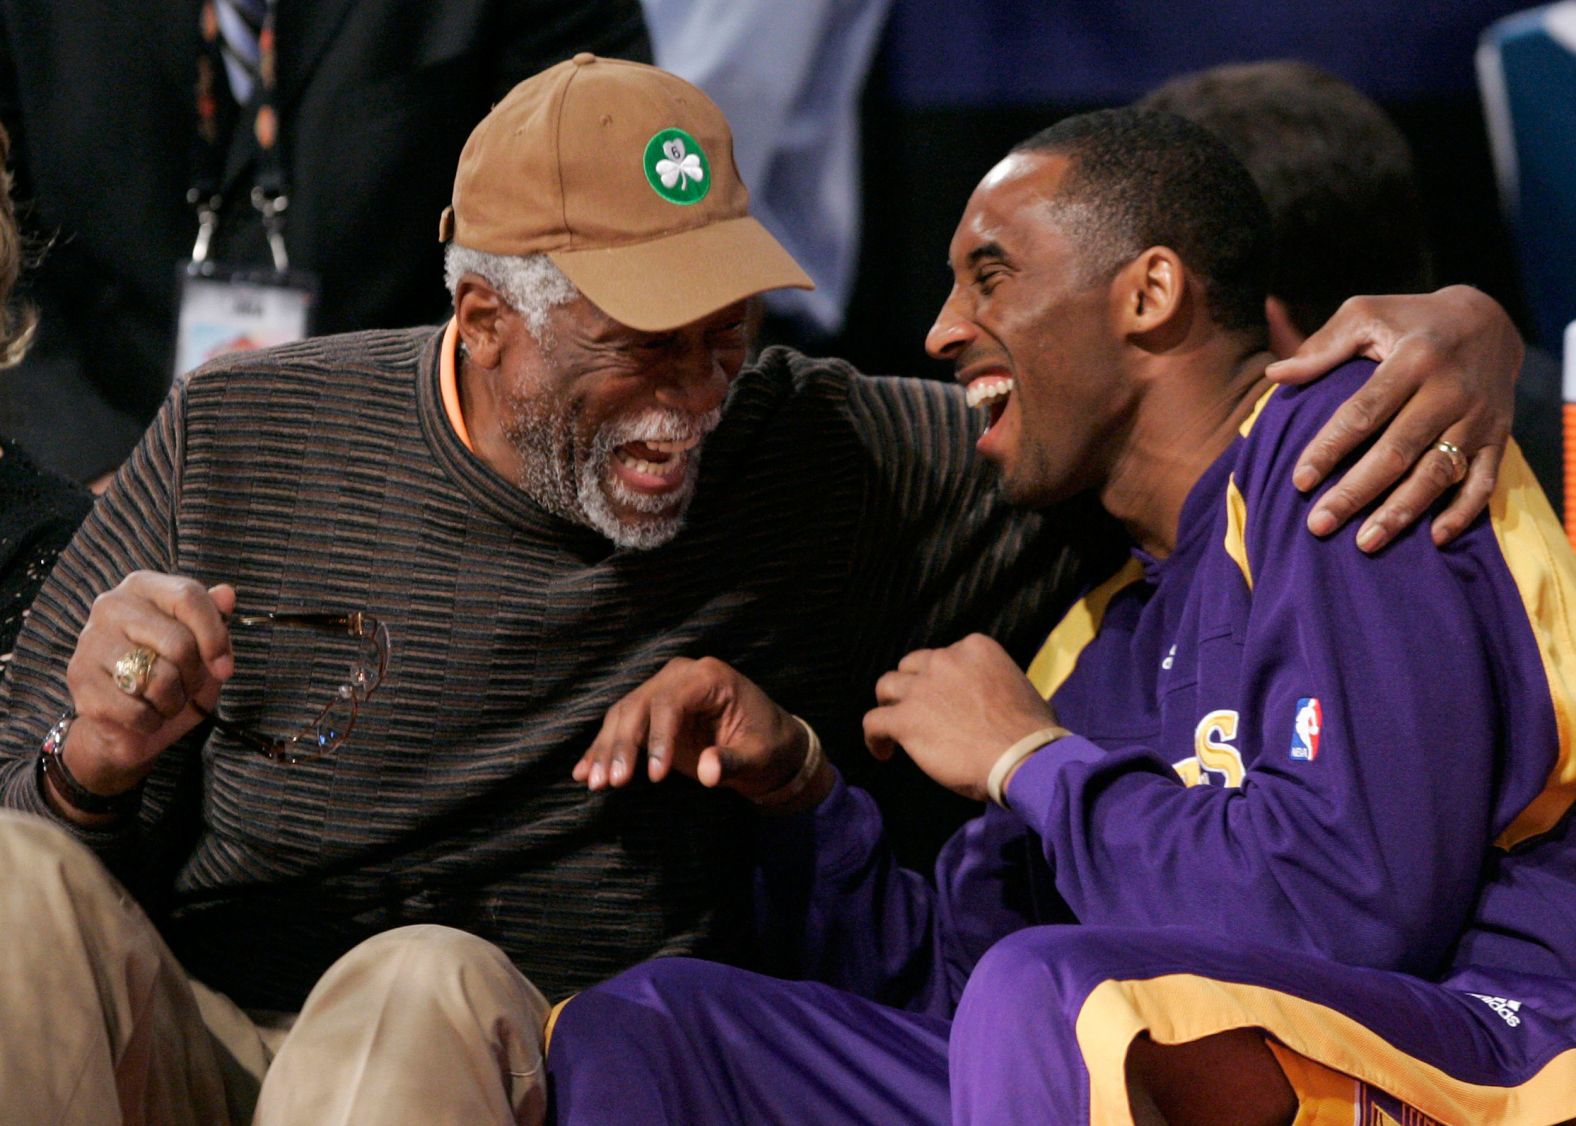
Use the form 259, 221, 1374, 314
926, 290, 977, 361
655, 344, 731, 415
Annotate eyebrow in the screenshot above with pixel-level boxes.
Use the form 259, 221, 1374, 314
965, 241, 1008, 269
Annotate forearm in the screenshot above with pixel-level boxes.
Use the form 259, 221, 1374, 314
1004, 719, 1486, 975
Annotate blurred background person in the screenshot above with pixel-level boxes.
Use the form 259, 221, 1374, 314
0, 121, 89, 663
0, 1, 651, 485
1140, 58, 1563, 512
642, 0, 892, 350
838, 0, 1535, 384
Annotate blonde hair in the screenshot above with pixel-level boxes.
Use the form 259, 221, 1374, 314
0, 124, 36, 369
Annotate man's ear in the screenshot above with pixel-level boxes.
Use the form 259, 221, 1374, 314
1115, 247, 1186, 339
454, 275, 509, 369
1264, 295, 1307, 360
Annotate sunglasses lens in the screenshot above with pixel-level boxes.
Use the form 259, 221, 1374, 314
348, 621, 390, 700
314, 685, 356, 746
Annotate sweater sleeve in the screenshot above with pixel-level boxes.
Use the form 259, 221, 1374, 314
1005, 366, 1527, 976
0, 382, 206, 893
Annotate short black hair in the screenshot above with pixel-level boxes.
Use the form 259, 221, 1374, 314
1012, 107, 1271, 336
1141, 61, 1433, 337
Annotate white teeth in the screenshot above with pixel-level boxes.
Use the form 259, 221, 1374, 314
966, 378, 1014, 409
644, 436, 701, 454
615, 448, 684, 478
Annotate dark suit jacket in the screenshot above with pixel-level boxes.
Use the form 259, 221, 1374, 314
0, 0, 649, 478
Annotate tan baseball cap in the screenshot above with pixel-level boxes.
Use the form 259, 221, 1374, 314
439, 53, 813, 332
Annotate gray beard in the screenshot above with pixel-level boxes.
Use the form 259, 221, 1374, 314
503, 394, 719, 550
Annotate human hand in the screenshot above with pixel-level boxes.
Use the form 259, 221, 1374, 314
863, 634, 1058, 802
1266, 285, 1520, 551
59, 574, 236, 814
576, 656, 830, 807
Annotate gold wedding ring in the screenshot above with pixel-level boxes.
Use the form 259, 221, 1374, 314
113, 646, 157, 697
1432, 439, 1468, 484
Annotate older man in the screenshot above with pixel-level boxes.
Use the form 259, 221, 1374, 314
0, 57, 1526, 1125
551, 109, 1576, 1124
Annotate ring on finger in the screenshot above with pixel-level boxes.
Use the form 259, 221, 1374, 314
1432, 439, 1468, 484
112, 645, 158, 697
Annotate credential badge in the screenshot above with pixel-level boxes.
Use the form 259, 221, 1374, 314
643, 128, 710, 205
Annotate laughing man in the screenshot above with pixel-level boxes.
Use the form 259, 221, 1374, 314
551, 108, 1576, 1124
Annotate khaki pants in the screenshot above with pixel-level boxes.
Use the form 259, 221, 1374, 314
0, 810, 549, 1125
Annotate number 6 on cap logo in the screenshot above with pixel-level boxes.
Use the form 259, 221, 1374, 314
643, 128, 710, 205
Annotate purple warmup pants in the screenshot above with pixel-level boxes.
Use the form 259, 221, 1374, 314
548, 925, 1576, 1123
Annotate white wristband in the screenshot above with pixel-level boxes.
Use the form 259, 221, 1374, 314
754, 715, 824, 808
986, 725, 1070, 808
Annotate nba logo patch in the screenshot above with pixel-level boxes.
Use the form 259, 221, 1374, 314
1290, 697, 1322, 761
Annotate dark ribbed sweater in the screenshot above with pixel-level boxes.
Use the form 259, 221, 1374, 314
0, 327, 1113, 1008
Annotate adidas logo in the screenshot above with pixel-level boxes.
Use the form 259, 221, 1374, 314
1468, 993, 1523, 1027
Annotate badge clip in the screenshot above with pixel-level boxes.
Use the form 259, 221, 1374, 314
251, 186, 291, 273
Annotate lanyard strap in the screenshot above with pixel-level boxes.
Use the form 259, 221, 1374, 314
191, 0, 290, 271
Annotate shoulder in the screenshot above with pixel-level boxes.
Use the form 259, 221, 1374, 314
730, 346, 972, 449
1234, 359, 1375, 491
184, 326, 434, 390
174, 327, 439, 474
1245, 360, 1374, 452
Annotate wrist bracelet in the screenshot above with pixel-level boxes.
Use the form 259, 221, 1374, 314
986, 725, 1070, 809
38, 711, 144, 817
754, 715, 825, 809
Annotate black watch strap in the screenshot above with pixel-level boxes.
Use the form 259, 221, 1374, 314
38, 711, 143, 817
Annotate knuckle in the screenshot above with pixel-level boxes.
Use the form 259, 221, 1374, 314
166, 631, 201, 667
646, 689, 675, 718
1404, 332, 1447, 367
1318, 486, 1357, 518
170, 582, 208, 617
90, 589, 121, 623
1338, 294, 1374, 323
1340, 399, 1381, 437
1371, 442, 1411, 481
1420, 456, 1457, 491
1373, 506, 1409, 534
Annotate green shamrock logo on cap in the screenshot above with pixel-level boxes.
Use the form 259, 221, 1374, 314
643, 128, 710, 205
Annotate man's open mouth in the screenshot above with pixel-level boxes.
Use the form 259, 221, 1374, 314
965, 376, 1014, 432
612, 436, 702, 486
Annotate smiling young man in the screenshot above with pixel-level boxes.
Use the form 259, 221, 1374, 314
549, 109, 1576, 1124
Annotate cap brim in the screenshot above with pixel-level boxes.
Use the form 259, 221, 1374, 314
548, 216, 813, 333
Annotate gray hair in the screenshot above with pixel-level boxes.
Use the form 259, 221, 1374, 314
443, 245, 579, 339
